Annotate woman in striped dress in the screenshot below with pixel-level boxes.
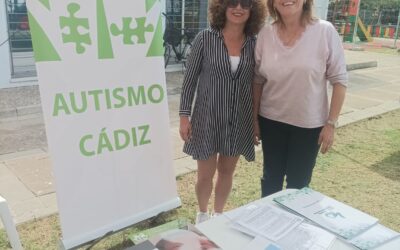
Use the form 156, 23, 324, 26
179, 0, 266, 224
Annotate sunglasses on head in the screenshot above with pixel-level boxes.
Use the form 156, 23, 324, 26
227, 0, 252, 10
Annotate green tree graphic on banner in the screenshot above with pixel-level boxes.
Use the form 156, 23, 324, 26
28, 11, 61, 62
38, 0, 51, 10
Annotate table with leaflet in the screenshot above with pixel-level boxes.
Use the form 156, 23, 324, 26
196, 189, 400, 250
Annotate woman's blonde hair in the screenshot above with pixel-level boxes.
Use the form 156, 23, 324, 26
208, 0, 268, 36
267, 0, 316, 25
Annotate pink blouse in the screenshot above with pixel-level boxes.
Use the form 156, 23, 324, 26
254, 19, 348, 128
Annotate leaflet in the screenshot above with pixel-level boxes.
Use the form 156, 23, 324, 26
233, 203, 303, 241
273, 188, 378, 239
349, 223, 400, 250
276, 222, 336, 250
129, 224, 222, 250
242, 222, 335, 250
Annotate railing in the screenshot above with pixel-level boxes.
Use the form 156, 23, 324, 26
5, 0, 36, 78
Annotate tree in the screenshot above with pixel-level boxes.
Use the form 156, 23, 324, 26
359, 0, 400, 25
360, 0, 400, 10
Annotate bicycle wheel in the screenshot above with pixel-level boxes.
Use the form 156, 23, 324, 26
164, 44, 171, 68
182, 43, 192, 69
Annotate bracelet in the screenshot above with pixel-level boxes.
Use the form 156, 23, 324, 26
326, 119, 338, 128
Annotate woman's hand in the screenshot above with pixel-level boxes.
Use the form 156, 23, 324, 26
318, 125, 335, 154
253, 119, 261, 146
179, 116, 192, 142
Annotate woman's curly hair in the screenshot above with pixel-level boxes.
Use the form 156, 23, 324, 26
209, 0, 267, 36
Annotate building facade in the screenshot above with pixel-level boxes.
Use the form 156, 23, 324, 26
165, 0, 208, 33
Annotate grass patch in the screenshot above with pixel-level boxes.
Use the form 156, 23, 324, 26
1, 110, 399, 249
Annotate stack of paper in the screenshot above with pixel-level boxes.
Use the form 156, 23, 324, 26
273, 188, 378, 240
242, 222, 336, 250
273, 188, 400, 249
349, 224, 400, 250
229, 203, 303, 241
226, 203, 336, 250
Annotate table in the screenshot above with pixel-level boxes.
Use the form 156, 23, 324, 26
196, 190, 400, 250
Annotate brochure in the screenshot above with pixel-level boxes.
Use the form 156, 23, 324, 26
129, 218, 189, 244
349, 223, 400, 250
243, 222, 335, 250
273, 188, 378, 239
276, 222, 336, 250
129, 224, 222, 250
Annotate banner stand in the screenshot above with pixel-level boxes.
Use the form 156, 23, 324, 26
27, 0, 181, 249
59, 198, 181, 250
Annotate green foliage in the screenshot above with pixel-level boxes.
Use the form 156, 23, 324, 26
329, 0, 400, 11
360, 0, 400, 10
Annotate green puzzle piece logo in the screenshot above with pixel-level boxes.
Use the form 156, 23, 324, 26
29, 0, 163, 61
60, 3, 92, 54
110, 17, 154, 45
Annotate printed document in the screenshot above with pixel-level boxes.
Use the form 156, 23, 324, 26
232, 204, 303, 241
243, 222, 335, 250
349, 223, 400, 250
274, 188, 378, 239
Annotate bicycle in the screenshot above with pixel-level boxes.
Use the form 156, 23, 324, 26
162, 13, 196, 68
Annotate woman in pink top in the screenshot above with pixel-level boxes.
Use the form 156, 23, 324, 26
252, 0, 348, 197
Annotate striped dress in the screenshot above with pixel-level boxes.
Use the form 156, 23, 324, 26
179, 28, 255, 162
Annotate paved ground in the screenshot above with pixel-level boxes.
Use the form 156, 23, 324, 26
0, 49, 400, 228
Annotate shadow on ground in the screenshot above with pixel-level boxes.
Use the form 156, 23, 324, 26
369, 151, 400, 182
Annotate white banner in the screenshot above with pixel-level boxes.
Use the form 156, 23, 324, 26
27, 0, 180, 248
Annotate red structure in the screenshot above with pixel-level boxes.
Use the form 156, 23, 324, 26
348, 0, 359, 16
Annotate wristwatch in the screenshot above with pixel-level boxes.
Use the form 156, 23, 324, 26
326, 119, 338, 128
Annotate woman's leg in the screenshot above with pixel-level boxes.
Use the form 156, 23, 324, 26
213, 155, 240, 213
259, 116, 289, 197
286, 126, 322, 189
196, 154, 218, 213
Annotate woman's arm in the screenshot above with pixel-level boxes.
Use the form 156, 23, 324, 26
179, 31, 204, 142
319, 22, 348, 153
252, 28, 266, 145
328, 83, 346, 124
318, 83, 346, 154
252, 82, 263, 145
179, 31, 204, 117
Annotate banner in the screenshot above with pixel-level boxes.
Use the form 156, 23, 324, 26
26, 0, 180, 248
